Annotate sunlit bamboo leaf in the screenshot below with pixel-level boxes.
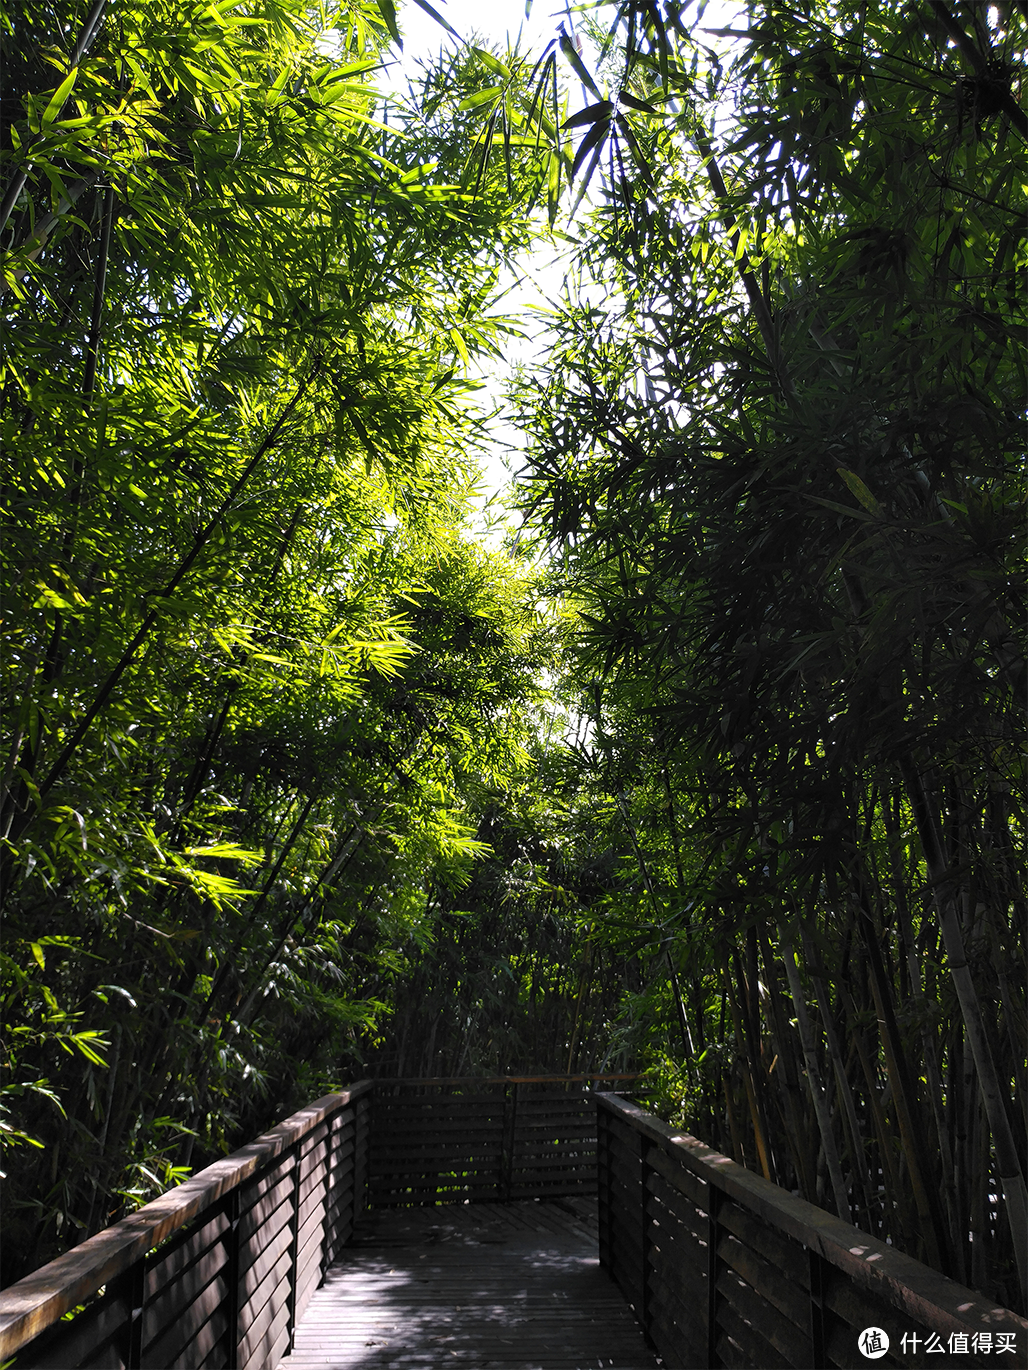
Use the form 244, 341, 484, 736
39, 68, 79, 129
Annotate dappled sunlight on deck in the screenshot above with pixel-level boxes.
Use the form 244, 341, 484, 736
4, 1084, 1024, 1369
277, 1199, 659, 1369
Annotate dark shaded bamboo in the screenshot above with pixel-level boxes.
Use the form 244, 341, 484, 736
852, 884, 951, 1273
900, 760, 1028, 1302
797, 918, 876, 1231
778, 928, 852, 1222
722, 957, 773, 1182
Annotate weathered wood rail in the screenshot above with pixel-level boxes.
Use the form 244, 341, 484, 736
0, 1083, 371, 1370
597, 1093, 1027, 1369
2, 1080, 1025, 1370
0, 1074, 633, 1369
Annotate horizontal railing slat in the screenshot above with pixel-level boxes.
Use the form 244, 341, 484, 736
596, 1092, 1028, 1370
364, 1076, 624, 1210
716, 1262, 809, 1366
1, 1082, 372, 1367
510, 1151, 596, 1173
508, 1181, 597, 1200
7, 1078, 633, 1369
647, 1264, 706, 1333
238, 1177, 294, 1259
716, 1294, 792, 1370
7, 1291, 131, 1370
238, 1230, 292, 1321
716, 1223, 807, 1334
370, 1140, 505, 1159
239, 1228, 293, 1313
239, 1303, 289, 1370
141, 1271, 227, 1369
375, 1073, 641, 1087
140, 1239, 229, 1353
143, 1208, 229, 1301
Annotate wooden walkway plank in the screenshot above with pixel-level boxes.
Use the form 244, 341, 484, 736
277, 1199, 661, 1370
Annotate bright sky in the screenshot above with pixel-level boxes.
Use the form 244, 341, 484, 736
385, 0, 574, 74
380, 0, 743, 535
379, 0, 586, 535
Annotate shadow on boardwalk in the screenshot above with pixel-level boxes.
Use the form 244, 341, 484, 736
278, 1197, 661, 1370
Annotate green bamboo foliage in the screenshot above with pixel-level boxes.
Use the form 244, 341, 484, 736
0, 0, 558, 1283
511, 0, 1026, 1313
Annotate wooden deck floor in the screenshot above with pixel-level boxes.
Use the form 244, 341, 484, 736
277, 1197, 661, 1370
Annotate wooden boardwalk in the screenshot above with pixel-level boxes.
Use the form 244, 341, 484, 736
7, 1084, 1021, 1370
277, 1197, 660, 1370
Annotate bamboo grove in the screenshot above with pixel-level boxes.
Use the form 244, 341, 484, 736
2, 0, 1026, 1325
508, 0, 1027, 1314
0, 0, 563, 1281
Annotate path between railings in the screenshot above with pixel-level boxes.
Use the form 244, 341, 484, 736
1, 1079, 1026, 1369
0, 1074, 634, 1369
276, 1196, 657, 1370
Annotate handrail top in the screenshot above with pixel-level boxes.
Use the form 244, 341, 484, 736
0, 1080, 373, 1360
376, 1073, 642, 1087
596, 1092, 1028, 1337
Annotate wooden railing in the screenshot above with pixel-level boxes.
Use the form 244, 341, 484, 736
0, 1082, 371, 1370
0, 1074, 635, 1370
597, 1093, 1028, 1369
10, 1080, 1023, 1370
369, 1073, 638, 1208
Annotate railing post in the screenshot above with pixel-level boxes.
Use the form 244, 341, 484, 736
637, 1128, 650, 1337
224, 1185, 242, 1370
320, 1109, 336, 1284
808, 1246, 828, 1369
706, 1182, 723, 1369
500, 1081, 519, 1201
285, 1140, 303, 1354
117, 1255, 146, 1369
356, 1090, 369, 1224
596, 1100, 612, 1271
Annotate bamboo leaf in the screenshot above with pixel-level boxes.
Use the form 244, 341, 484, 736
617, 90, 660, 115
471, 47, 513, 80
458, 86, 503, 111
411, 0, 460, 39
558, 27, 603, 102
376, 0, 402, 46
40, 68, 79, 128
835, 467, 882, 516
571, 115, 610, 182
563, 99, 614, 131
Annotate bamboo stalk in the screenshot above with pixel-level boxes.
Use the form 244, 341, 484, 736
900, 760, 1028, 1304
840, 986, 903, 1238
797, 917, 876, 1229
722, 958, 773, 1182
853, 886, 950, 1273
723, 1074, 746, 1164
756, 925, 816, 1200
778, 928, 852, 1223
891, 855, 964, 1277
